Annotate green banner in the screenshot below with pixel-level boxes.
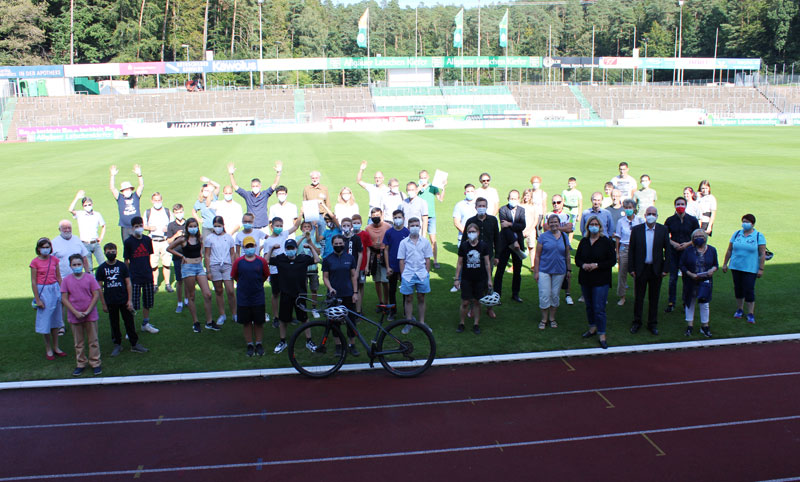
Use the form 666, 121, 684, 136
328, 56, 541, 70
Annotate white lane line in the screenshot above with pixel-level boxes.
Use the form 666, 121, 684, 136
1, 414, 799, 481
2, 371, 798, 432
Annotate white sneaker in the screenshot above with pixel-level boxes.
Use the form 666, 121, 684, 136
142, 323, 159, 334
401, 323, 412, 335
273, 341, 287, 354
565, 295, 574, 305
217, 315, 226, 326
264, 313, 271, 322
184, 298, 189, 305
578, 296, 585, 303
233, 314, 237, 323
450, 285, 459, 293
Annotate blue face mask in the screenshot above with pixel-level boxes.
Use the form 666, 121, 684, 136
624, 209, 634, 217
741, 222, 753, 231
465, 192, 476, 201
285, 249, 297, 258
242, 223, 253, 231
244, 247, 257, 256
508, 200, 519, 208
188, 227, 199, 235
588, 225, 600, 234
692, 237, 706, 247
71, 266, 83, 275
273, 227, 283, 235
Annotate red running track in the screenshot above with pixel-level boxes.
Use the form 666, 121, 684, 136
2, 341, 800, 481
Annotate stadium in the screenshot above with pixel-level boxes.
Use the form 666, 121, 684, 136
1, 0, 799, 480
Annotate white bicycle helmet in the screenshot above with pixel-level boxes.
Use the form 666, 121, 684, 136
324, 305, 350, 319
479, 291, 501, 307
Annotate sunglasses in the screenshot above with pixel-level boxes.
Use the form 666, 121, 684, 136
553, 201, 562, 205
480, 179, 490, 183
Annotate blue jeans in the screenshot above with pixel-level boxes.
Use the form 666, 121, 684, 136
581, 284, 609, 335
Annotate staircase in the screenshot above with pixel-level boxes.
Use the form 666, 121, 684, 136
568, 85, 601, 120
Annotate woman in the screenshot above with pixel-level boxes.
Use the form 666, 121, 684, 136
167, 217, 214, 333
520, 188, 542, 270
722, 214, 766, 324
30, 237, 66, 360
613, 199, 643, 306
683, 186, 701, 219
334, 186, 360, 222
534, 215, 570, 330
696, 180, 717, 235
575, 216, 616, 349
680, 229, 718, 337
204, 215, 237, 326
454, 223, 492, 334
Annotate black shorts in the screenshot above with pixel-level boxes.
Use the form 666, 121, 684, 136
279, 292, 308, 324
460, 277, 487, 301
173, 257, 182, 281
270, 273, 281, 296
237, 305, 266, 325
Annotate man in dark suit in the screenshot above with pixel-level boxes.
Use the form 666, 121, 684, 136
628, 206, 670, 335
493, 190, 527, 303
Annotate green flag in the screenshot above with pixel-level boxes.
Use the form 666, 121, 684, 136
499, 10, 508, 48
453, 9, 464, 49
357, 8, 369, 48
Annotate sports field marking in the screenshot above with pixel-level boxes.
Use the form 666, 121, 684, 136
640, 433, 666, 456
595, 390, 615, 408
2, 370, 798, 432
1, 415, 798, 480
560, 357, 576, 371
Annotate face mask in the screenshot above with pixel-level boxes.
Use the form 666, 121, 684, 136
153, 202, 163, 209
223, 194, 233, 202
532, 182, 540, 189
352, 223, 362, 232
624, 209, 634, 216
60, 231, 72, 240
242, 223, 253, 231
467, 232, 478, 242
252, 186, 261, 194
277, 194, 287, 203
213, 226, 224, 235
646, 214, 657, 224
40, 247, 51, 256
407, 191, 417, 199
409, 226, 420, 236
692, 237, 706, 247
188, 227, 199, 235
244, 247, 257, 256
123, 190, 133, 198
588, 225, 600, 234
71, 266, 83, 275
675, 206, 686, 214
311, 180, 319, 186
343, 228, 352, 236
105, 252, 116, 262
508, 200, 518, 208
285, 249, 297, 258
741, 222, 753, 231
175, 212, 184, 220
333, 244, 345, 254
273, 227, 283, 235
393, 218, 404, 227
84, 205, 93, 213
476, 207, 487, 216
326, 222, 334, 229
641, 181, 650, 188
371, 217, 382, 225
342, 193, 351, 201
134, 227, 144, 236
419, 179, 427, 186
465, 192, 476, 201
391, 187, 399, 194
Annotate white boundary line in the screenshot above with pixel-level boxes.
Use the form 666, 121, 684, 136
1, 414, 799, 480
1, 333, 798, 391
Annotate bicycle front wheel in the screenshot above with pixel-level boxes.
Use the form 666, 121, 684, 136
288, 321, 347, 378
376, 320, 436, 378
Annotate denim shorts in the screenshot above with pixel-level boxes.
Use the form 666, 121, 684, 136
399, 274, 431, 295
182, 262, 206, 279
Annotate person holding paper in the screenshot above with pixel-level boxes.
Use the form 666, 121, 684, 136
302, 170, 331, 236
418, 170, 446, 269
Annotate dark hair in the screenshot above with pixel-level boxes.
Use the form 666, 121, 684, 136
68, 253, 83, 264
351, 214, 362, 221
331, 234, 345, 244
406, 181, 418, 188
683, 186, 696, 201
35, 237, 51, 255
408, 217, 420, 226
674, 197, 686, 206
742, 213, 756, 225
640, 174, 650, 180
464, 183, 475, 190
619, 161, 628, 168
81, 197, 93, 205
151, 191, 161, 199
131, 216, 143, 226
479, 172, 491, 181
568, 177, 577, 182
341, 217, 352, 225
251, 178, 261, 184
212, 215, 225, 227
242, 212, 254, 221
270, 216, 283, 225
507, 190, 520, 199
172, 203, 183, 211
392, 209, 404, 218
370, 207, 382, 215
275, 185, 287, 194
475, 197, 488, 206
103, 242, 117, 251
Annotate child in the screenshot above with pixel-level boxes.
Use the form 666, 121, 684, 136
234, 212, 266, 258
601, 181, 614, 208
383, 209, 410, 321
261, 215, 302, 326
297, 220, 323, 303
166, 203, 189, 313
204, 215, 237, 326
60, 254, 103, 376
231, 236, 270, 356
96, 242, 148, 357
30, 237, 66, 360
634, 174, 657, 211
123, 216, 159, 334
561, 177, 582, 244
397, 217, 433, 333
167, 217, 215, 332
351, 214, 372, 314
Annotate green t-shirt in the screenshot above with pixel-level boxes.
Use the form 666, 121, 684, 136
561, 188, 582, 214
419, 185, 441, 217
634, 188, 657, 210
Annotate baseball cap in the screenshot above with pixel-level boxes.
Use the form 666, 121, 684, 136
243, 236, 256, 247
284, 239, 298, 249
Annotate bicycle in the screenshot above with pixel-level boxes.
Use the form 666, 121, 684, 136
287, 295, 436, 378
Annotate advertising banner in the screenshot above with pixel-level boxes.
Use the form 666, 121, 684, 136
119, 62, 165, 75
0, 65, 64, 79
165, 120, 255, 129
164, 61, 209, 74
211, 60, 258, 72
18, 124, 124, 141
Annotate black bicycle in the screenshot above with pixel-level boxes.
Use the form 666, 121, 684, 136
287, 295, 436, 378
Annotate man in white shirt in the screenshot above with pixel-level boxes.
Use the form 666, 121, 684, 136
475, 172, 500, 216
143, 192, 174, 291
399, 182, 429, 236
68, 190, 106, 271
213, 185, 244, 235
268, 185, 298, 237
357, 160, 389, 212
452, 184, 478, 244
380, 178, 405, 222
610, 161, 638, 200
397, 217, 433, 332
52, 220, 89, 280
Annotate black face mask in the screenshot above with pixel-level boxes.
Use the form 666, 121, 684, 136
333, 245, 345, 254
105, 252, 117, 262
371, 217, 382, 225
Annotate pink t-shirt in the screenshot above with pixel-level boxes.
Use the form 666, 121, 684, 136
60, 274, 101, 324
29, 256, 59, 285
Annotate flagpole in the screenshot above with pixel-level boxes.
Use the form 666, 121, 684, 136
591, 25, 595, 84
367, 11, 371, 85
477, 0, 481, 86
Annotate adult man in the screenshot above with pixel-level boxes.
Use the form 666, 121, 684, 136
228, 161, 283, 235
397, 217, 433, 332
610, 161, 637, 200
302, 170, 331, 232
380, 178, 404, 222
606, 189, 624, 234
214, 185, 244, 235
475, 172, 500, 216
628, 206, 670, 335
356, 161, 389, 212
580, 192, 614, 238
52, 220, 90, 280
143, 192, 173, 292
452, 184, 477, 244
494, 190, 527, 303
68, 191, 106, 271
418, 170, 446, 269
546, 194, 576, 305
664, 197, 700, 313
383, 210, 410, 321
109, 164, 144, 241
268, 185, 298, 235
399, 181, 429, 235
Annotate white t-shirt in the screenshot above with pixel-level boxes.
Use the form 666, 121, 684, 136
381, 192, 405, 221
213, 200, 244, 234
51, 235, 89, 280
610, 175, 638, 199
268, 201, 298, 227
73, 211, 105, 242
261, 232, 289, 274
144, 207, 171, 239
234, 229, 267, 253
696, 194, 717, 225
204, 233, 235, 266
475, 186, 500, 215
363, 184, 389, 209
335, 203, 360, 222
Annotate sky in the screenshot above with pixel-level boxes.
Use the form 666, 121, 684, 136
332, 0, 495, 8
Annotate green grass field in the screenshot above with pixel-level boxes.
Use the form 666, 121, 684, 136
1, 127, 798, 382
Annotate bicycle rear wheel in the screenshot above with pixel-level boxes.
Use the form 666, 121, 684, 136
288, 321, 347, 378
376, 319, 436, 378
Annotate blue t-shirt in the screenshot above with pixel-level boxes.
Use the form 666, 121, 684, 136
321, 227, 342, 258
231, 256, 269, 306
116, 192, 141, 228
322, 253, 356, 297
382, 227, 410, 271
728, 229, 766, 273
538, 230, 568, 275
236, 187, 275, 228
194, 196, 218, 228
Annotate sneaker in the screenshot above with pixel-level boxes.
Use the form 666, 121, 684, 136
700, 326, 713, 338
306, 340, 318, 352
401, 323, 412, 335
246, 344, 255, 357
565, 295, 574, 305
205, 322, 220, 331
192, 322, 201, 333
733, 309, 743, 319
58, 327, 65, 336
92, 366, 102, 376
684, 326, 693, 337
111, 344, 123, 357
233, 314, 237, 323
335, 344, 343, 357
450, 285, 459, 293
577, 296, 584, 303
387, 313, 395, 322
131, 344, 149, 353
746, 313, 756, 324
434, 262, 441, 269
216, 315, 226, 326
265, 313, 271, 322
348, 344, 360, 357
273, 341, 287, 354
256, 344, 265, 356
142, 323, 159, 334
272, 319, 279, 329
165, 284, 175, 293
184, 298, 189, 305
617, 298, 625, 306
456, 324, 465, 333
175, 304, 183, 313
472, 325, 481, 335
664, 303, 675, 313
72, 367, 84, 377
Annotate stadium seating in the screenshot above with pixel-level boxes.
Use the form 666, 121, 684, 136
371, 86, 519, 115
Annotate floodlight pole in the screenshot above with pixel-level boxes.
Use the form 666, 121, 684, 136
181, 44, 190, 81
70, 0, 74, 64
275, 41, 281, 84
678, 0, 684, 85
258, 0, 264, 86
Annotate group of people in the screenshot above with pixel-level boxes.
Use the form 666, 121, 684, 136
30, 161, 767, 375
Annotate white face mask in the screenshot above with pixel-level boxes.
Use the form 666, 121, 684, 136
224, 194, 233, 202
532, 182, 540, 189
641, 181, 650, 188
467, 232, 478, 241
646, 214, 658, 224
252, 186, 261, 194
341, 193, 351, 202
153, 202, 163, 209
393, 218, 404, 227
409, 226, 420, 236
175, 212, 184, 220
83, 205, 93, 213
60, 231, 72, 240
214, 226, 224, 234
391, 187, 399, 194
277, 194, 287, 203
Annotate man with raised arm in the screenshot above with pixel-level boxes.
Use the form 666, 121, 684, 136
109, 164, 144, 242
356, 160, 389, 213
228, 161, 283, 236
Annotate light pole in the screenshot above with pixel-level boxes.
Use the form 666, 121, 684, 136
181, 44, 190, 81
678, 0, 684, 85
258, 0, 264, 86
322, 44, 327, 86
275, 41, 282, 85
70, 0, 74, 64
